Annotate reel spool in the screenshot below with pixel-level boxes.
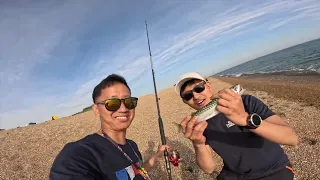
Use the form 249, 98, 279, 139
169, 150, 182, 166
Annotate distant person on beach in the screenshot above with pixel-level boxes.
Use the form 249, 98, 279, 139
50, 74, 172, 180
174, 72, 299, 180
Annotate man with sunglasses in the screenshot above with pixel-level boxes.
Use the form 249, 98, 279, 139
175, 72, 298, 180
50, 74, 171, 180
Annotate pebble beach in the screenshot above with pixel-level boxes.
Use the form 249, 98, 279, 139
0, 76, 319, 180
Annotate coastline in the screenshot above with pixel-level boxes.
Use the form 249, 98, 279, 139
213, 73, 320, 109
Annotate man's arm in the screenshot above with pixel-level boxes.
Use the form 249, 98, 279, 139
193, 143, 216, 174
215, 90, 299, 147
248, 114, 299, 146
242, 94, 299, 146
180, 115, 216, 174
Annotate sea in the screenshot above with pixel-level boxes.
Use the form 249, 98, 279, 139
213, 38, 320, 77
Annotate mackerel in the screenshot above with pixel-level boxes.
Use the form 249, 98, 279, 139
174, 84, 245, 132
192, 84, 245, 124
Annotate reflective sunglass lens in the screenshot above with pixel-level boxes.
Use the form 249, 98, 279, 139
124, 97, 138, 109
105, 99, 121, 111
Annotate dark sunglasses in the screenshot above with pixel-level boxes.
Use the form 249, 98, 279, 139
96, 97, 138, 111
181, 81, 206, 101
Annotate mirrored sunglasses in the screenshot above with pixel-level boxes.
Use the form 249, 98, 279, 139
181, 81, 206, 101
96, 97, 138, 111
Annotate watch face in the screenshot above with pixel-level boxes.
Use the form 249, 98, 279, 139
252, 114, 261, 125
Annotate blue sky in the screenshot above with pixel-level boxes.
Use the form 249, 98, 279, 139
1, 0, 320, 129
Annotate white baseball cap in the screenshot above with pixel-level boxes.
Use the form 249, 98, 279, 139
174, 72, 206, 96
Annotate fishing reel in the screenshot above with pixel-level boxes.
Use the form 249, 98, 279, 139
168, 149, 182, 166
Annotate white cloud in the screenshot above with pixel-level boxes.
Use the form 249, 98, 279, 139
82, 0, 320, 93
268, 14, 304, 30
1, 0, 320, 129
160, 0, 318, 64
292, 3, 320, 12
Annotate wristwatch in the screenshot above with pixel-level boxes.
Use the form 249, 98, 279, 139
246, 113, 262, 129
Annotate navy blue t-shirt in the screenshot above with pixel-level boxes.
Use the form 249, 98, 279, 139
49, 134, 146, 180
204, 94, 290, 179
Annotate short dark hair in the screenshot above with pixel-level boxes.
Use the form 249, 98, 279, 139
92, 74, 131, 103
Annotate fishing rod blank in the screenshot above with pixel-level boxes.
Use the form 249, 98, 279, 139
145, 20, 172, 180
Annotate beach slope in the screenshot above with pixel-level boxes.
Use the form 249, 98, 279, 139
0, 77, 319, 180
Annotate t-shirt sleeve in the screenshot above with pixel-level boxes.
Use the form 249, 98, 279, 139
242, 95, 275, 120
49, 143, 98, 180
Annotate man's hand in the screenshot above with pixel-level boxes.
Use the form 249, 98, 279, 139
180, 115, 208, 146
212, 88, 248, 126
179, 115, 216, 173
143, 145, 172, 170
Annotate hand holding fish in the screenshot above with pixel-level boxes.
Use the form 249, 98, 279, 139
213, 88, 249, 126
179, 115, 208, 146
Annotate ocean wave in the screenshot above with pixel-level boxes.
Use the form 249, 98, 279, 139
214, 39, 320, 78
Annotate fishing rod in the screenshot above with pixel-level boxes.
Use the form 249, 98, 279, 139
145, 20, 172, 180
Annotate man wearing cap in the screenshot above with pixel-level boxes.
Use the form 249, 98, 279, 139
174, 72, 298, 180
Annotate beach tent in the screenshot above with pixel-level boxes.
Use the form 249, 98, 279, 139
52, 115, 59, 120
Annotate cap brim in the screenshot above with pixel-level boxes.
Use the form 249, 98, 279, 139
175, 77, 204, 96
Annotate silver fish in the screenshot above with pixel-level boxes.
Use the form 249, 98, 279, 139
173, 84, 245, 132
192, 84, 245, 124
